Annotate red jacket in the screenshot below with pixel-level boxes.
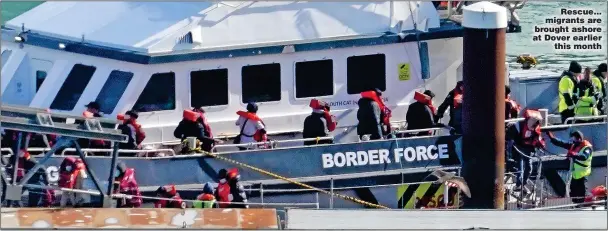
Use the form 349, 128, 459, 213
114, 168, 142, 208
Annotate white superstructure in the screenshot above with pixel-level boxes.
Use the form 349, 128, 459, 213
1, 1, 464, 146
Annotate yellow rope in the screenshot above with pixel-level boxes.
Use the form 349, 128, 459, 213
200, 150, 390, 209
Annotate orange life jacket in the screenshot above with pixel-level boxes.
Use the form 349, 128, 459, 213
216, 180, 231, 208
58, 158, 85, 189
519, 110, 545, 148
236, 111, 267, 142
506, 97, 521, 119
568, 140, 592, 156
361, 91, 392, 126
453, 90, 463, 109
309, 99, 338, 132
414, 91, 436, 115
117, 114, 146, 145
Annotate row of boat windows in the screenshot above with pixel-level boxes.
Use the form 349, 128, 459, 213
47, 54, 387, 114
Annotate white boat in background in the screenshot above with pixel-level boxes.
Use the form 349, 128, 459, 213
1, 1, 465, 147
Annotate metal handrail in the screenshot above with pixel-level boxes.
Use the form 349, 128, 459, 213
528, 199, 607, 210
394, 127, 449, 135
211, 136, 335, 151
564, 115, 608, 124
60, 148, 176, 157
243, 180, 439, 193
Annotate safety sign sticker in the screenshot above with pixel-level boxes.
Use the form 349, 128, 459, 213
398, 63, 411, 81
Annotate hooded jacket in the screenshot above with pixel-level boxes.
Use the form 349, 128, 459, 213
114, 163, 142, 208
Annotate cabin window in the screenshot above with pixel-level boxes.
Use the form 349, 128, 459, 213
1, 49, 12, 69
346, 54, 386, 95
241, 63, 281, 103
35, 71, 47, 92
190, 69, 229, 107
295, 59, 334, 98
95, 70, 134, 114
50, 64, 97, 111
132, 72, 176, 112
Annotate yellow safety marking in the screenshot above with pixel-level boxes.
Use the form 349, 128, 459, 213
398, 63, 411, 81
201, 151, 390, 209
407, 182, 431, 209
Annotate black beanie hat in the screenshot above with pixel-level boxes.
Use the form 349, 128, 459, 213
569, 61, 582, 74
246, 102, 258, 113
570, 130, 583, 140
598, 63, 607, 72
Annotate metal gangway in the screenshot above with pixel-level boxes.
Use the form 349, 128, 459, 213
1, 104, 127, 207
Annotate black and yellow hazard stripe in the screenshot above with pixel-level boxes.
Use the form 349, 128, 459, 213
397, 183, 460, 209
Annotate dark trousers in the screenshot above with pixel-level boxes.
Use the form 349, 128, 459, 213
570, 177, 588, 204
514, 150, 533, 187
560, 109, 575, 124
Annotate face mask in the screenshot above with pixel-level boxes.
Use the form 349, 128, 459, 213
114, 169, 121, 177
65, 166, 72, 172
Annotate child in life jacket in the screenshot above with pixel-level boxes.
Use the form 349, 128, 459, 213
154, 185, 185, 208
58, 157, 88, 207
303, 99, 337, 145
235, 103, 268, 150
117, 110, 146, 151
113, 162, 142, 208
193, 182, 217, 208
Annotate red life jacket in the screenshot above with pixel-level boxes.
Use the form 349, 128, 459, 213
58, 158, 84, 188
197, 193, 215, 201
414, 91, 437, 115
216, 180, 232, 208
309, 99, 338, 132
154, 194, 184, 208
236, 111, 267, 142
568, 140, 592, 156
361, 91, 392, 126
519, 110, 545, 148
14, 151, 31, 181
117, 114, 146, 145
453, 90, 463, 109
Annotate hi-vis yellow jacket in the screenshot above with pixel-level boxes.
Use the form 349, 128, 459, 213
558, 73, 577, 112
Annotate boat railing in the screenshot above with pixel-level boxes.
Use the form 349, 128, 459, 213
1, 147, 176, 157
564, 115, 608, 125
527, 198, 607, 210
23, 183, 320, 209
211, 136, 335, 152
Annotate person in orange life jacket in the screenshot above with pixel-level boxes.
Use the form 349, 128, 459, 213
174, 108, 218, 153
117, 110, 146, 151
214, 169, 231, 208
505, 86, 521, 120
436, 81, 464, 135
7, 150, 54, 207
113, 162, 142, 208
58, 157, 89, 207
507, 110, 546, 194
226, 168, 248, 208
406, 90, 438, 137
303, 99, 337, 146
194, 182, 218, 208
357, 89, 390, 140
235, 103, 267, 150
154, 185, 185, 208
545, 130, 593, 204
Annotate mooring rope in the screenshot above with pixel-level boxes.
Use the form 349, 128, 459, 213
198, 150, 391, 209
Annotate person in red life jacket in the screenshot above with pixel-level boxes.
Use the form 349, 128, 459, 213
226, 168, 248, 209
406, 90, 438, 137
214, 169, 231, 208
545, 130, 593, 204
154, 185, 185, 208
117, 110, 145, 152
357, 89, 390, 140
7, 150, 55, 207
58, 157, 88, 207
303, 99, 337, 146
235, 103, 267, 150
505, 86, 521, 120
589, 185, 607, 202
174, 108, 220, 153
436, 81, 464, 135
113, 162, 142, 208
507, 110, 546, 195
